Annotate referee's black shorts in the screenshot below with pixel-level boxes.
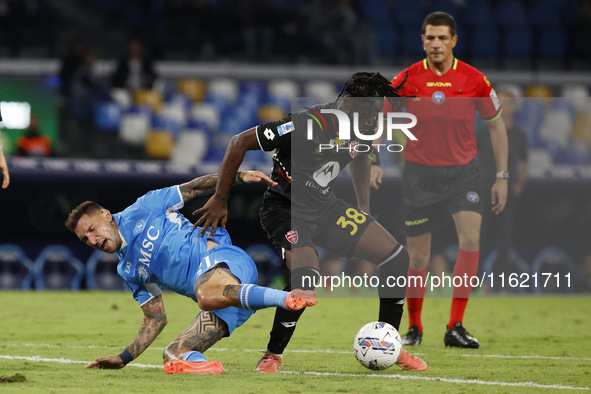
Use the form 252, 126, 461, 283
401, 159, 483, 237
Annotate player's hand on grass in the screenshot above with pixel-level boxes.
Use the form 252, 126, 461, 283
369, 165, 383, 190
193, 195, 227, 237
241, 170, 277, 187
491, 178, 508, 215
85, 355, 125, 369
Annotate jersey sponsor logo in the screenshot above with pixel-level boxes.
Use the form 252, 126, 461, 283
263, 127, 275, 140
405, 218, 429, 226
466, 191, 480, 203
490, 88, 501, 111
137, 226, 160, 268
432, 91, 445, 104
305, 180, 330, 195
125, 261, 132, 274
312, 161, 340, 187
285, 230, 298, 244
427, 82, 452, 87
277, 121, 294, 136
135, 220, 145, 233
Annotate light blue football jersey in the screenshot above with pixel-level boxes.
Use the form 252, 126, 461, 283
113, 185, 234, 306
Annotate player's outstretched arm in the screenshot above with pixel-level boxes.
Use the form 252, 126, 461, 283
193, 128, 261, 236
179, 171, 276, 203
85, 296, 167, 369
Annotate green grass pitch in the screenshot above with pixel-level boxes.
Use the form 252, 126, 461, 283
0, 291, 589, 393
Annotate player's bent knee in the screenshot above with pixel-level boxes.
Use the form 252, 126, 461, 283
291, 266, 321, 290
196, 291, 228, 311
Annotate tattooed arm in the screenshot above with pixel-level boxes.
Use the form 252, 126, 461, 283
85, 295, 168, 369
179, 170, 276, 203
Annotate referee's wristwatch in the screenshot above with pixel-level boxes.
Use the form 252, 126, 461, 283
496, 170, 509, 180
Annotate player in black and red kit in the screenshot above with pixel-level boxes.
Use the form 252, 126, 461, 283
374, 12, 508, 348
195, 72, 427, 372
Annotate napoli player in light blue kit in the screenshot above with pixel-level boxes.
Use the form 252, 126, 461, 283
65, 171, 317, 375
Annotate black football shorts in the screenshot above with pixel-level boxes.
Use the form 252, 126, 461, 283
259, 190, 374, 257
402, 160, 483, 237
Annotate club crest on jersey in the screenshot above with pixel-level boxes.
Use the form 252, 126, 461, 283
135, 220, 145, 233
466, 191, 480, 203
349, 141, 359, 158
432, 91, 445, 104
285, 230, 299, 244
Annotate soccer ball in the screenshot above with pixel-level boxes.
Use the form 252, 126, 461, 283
353, 321, 402, 370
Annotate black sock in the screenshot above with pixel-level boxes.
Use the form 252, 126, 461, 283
378, 298, 405, 331
266, 266, 319, 355
377, 244, 409, 331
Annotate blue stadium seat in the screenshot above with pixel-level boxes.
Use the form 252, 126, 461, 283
503, 26, 533, 61
400, 26, 424, 58
513, 100, 545, 146
468, 25, 499, 59
537, 26, 568, 58
151, 116, 181, 138
86, 250, 126, 290
372, 24, 399, 56
391, 1, 425, 26
531, 247, 585, 294
453, 22, 467, 58
482, 248, 530, 293
34, 245, 85, 291
94, 101, 122, 133
0, 244, 35, 290
240, 80, 268, 108
497, 0, 529, 28
531, 0, 564, 28
429, 0, 461, 18
464, 0, 496, 28
361, 0, 390, 23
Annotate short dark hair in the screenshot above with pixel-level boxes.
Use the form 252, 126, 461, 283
422, 11, 457, 37
65, 201, 104, 233
338, 71, 408, 111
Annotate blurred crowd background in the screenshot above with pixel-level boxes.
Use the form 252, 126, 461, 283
0, 0, 589, 165
1, 0, 591, 293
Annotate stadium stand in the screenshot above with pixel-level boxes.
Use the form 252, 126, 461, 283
0, 244, 35, 290
0, 0, 589, 293
33, 245, 85, 291
85, 249, 126, 290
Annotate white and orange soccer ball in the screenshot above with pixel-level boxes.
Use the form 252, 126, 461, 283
353, 321, 402, 370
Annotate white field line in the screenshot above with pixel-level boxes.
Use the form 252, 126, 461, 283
3, 343, 591, 361
0, 354, 588, 391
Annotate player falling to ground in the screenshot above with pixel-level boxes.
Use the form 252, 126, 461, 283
373, 12, 508, 348
64, 171, 317, 375
194, 72, 427, 372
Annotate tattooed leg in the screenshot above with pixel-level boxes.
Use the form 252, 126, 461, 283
163, 311, 228, 363
194, 267, 243, 310
194, 266, 309, 312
